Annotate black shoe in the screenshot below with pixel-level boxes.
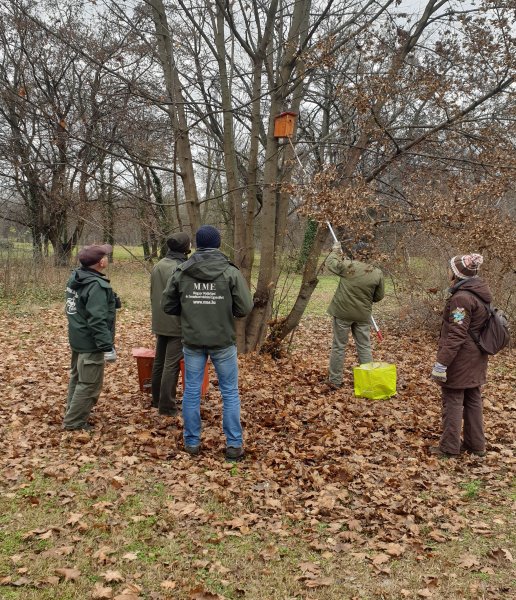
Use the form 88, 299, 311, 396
185, 445, 200, 456
225, 446, 244, 462
323, 380, 342, 392
159, 407, 178, 416
64, 423, 94, 432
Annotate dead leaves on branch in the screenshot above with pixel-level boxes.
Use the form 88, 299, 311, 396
292, 162, 516, 269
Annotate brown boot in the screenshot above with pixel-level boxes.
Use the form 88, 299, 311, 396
428, 446, 459, 459
460, 443, 486, 457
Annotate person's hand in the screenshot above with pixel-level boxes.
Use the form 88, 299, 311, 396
332, 241, 342, 253
431, 362, 447, 383
104, 348, 117, 363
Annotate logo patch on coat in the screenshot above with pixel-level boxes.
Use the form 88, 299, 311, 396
452, 307, 466, 324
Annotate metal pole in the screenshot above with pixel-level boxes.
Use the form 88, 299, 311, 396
326, 221, 339, 244
371, 315, 383, 341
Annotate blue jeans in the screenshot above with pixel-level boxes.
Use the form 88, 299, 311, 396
182, 345, 243, 448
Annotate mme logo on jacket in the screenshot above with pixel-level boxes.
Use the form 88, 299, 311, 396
185, 282, 224, 306
66, 287, 78, 314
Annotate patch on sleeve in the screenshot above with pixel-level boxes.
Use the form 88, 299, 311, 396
451, 307, 466, 324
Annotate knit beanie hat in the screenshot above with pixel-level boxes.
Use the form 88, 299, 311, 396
78, 244, 112, 267
166, 232, 190, 254
450, 253, 483, 279
196, 225, 221, 249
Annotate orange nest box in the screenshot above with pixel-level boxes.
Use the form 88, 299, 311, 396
274, 111, 297, 138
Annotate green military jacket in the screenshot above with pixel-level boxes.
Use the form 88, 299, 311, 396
326, 251, 385, 323
65, 267, 116, 353
162, 249, 253, 349
150, 251, 187, 337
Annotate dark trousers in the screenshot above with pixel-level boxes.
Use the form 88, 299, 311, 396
151, 335, 183, 414
439, 386, 485, 455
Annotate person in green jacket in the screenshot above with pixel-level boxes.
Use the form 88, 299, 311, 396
150, 232, 191, 415
326, 241, 385, 389
162, 225, 253, 461
64, 244, 119, 431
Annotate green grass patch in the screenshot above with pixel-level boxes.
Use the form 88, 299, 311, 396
460, 479, 482, 500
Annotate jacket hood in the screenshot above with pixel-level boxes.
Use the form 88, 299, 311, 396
451, 277, 492, 304
165, 249, 188, 262
69, 267, 110, 290
180, 249, 231, 281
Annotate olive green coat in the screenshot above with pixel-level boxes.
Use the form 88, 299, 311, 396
150, 251, 187, 336
326, 251, 385, 323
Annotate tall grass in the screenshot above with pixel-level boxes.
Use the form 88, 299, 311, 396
0, 246, 152, 311
0, 247, 67, 308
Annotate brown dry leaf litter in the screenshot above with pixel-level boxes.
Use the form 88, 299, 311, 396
0, 307, 514, 598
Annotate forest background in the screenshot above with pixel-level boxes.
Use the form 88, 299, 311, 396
0, 0, 515, 598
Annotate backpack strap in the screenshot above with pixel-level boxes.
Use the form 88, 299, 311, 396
453, 288, 492, 346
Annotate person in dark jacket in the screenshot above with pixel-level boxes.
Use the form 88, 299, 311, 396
430, 253, 492, 458
64, 244, 119, 431
162, 225, 253, 461
326, 241, 385, 388
150, 232, 190, 415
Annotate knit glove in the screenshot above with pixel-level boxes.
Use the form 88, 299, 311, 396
104, 348, 117, 363
332, 241, 342, 253
431, 362, 447, 383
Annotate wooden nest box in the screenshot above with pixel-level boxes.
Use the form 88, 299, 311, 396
274, 111, 297, 138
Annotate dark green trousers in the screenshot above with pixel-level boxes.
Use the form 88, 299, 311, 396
64, 351, 104, 430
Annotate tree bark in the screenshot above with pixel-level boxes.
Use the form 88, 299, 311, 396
149, 0, 201, 232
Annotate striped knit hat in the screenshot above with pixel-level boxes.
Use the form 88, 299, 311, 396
450, 253, 483, 279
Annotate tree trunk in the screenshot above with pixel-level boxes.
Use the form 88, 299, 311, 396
244, 0, 311, 351
213, 6, 246, 268
149, 0, 201, 233
101, 160, 115, 259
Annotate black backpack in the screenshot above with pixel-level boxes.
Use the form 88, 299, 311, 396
461, 290, 511, 355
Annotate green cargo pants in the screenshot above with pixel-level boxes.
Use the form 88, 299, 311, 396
328, 317, 372, 386
64, 351, 104, 430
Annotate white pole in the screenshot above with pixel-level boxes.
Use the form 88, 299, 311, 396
326, 221, 339, 244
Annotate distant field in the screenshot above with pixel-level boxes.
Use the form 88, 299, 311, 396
0, 242, 146, 260
0, 241, 395, 319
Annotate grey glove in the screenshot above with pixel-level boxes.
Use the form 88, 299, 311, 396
104, 348, 117, 363
431, 362, 447, 383
332, 241, 342, 253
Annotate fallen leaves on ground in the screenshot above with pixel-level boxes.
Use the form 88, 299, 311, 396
0, 307, 514, 598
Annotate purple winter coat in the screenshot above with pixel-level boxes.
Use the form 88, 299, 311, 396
436, 277, 492, 389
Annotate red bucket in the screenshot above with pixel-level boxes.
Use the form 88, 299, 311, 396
132, 348, 210, 397
131, 347, 155, 393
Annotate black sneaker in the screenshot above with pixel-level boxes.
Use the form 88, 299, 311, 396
323, 380, 342, 392
159, 407, 178, 417
225, 447, 244, 462
184, 445, 200, 456
63, 423, 94, 432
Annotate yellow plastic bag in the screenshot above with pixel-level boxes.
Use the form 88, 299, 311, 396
353, 362, 396, 400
